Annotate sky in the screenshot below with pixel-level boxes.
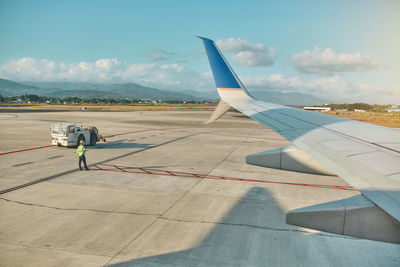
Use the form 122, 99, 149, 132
0, 0, 399, 104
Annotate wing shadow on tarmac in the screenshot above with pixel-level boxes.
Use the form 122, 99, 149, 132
92, 139, 153, 150
108, 183, 399, 266
109, 187, 306, 266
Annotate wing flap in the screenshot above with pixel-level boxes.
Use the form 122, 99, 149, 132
286, 194, 400, 244
246, 145, 336, 176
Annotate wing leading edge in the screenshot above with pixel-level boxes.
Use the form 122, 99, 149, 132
199, 36, 400, 243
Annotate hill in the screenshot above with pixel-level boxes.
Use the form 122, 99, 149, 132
0, 79, 211, 102
0, 79, 328, 105
0, 79, 42, 95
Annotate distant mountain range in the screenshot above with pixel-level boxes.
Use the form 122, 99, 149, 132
0, 78, 328, 105
0, 79, 211, 102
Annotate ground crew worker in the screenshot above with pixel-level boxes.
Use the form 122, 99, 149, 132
76, 140, 89, 170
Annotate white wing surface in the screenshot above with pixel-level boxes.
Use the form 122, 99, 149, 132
199, 37, 400, 243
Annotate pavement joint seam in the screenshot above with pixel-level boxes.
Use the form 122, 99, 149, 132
0, 194, 358, 241
103, 217, 159, 266
157, 216, 358, 240
202, 127, 254, 177
0, 240, 113, 258
0, 195, 320, 216
0, 197, 162, 216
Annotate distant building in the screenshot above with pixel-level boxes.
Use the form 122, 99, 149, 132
386, 108, 400, 112
303, 106, 331, 112
354, 109, 366, 113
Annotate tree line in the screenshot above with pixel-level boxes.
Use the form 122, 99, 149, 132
0, 94, 208, 104
327, 103, 392, 112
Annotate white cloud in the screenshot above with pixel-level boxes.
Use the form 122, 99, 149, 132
216, 38, 274, 67
0, 57, 209, 90
241, 74, 400, 104
95, 58, 120, 71
1, 57, 398, 104
120, 63, 198, 88
291, 47, 378, 75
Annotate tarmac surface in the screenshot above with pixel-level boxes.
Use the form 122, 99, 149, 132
0, 111, 399, 266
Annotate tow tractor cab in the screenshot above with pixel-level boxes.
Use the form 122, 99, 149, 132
51, 122, 98, 147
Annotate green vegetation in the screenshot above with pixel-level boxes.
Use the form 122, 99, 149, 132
0, 94, 210, 105
0, 94, 56, 103
296, 103, 394, 112
327, 103, 392, 112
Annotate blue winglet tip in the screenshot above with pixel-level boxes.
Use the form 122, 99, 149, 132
196, 36, 214, 43
197, 36, 242, 89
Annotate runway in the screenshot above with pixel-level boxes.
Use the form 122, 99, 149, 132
0, 111, 399, 266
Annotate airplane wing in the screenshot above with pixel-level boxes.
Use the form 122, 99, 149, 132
199, 36, 400, 243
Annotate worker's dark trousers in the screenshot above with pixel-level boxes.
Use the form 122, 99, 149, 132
79, 155, 89, 170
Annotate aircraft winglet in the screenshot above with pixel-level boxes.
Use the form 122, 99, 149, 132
198, 36, 241, 89
198, 36, 253, 123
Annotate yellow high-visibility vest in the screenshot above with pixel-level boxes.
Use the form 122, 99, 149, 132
76, 145, 86, 156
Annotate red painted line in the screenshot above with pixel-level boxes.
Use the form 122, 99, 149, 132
95, 164, 356, 191
0, 145, 56, 156
113, 165, 127, 172
138, 168, 153, 174
154, 170, 171, 175
94, 165, 103, 170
